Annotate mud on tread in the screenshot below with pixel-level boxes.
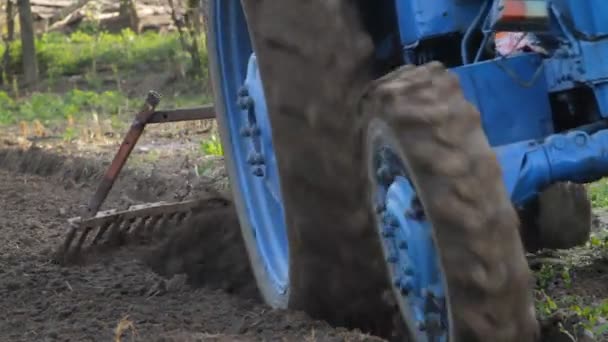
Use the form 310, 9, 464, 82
241, 0, 399, 336
360, 62, 540, 341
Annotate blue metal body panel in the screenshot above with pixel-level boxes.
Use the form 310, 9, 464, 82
497, 129, 608, 206
395, 0, 482, 46
551, 0, 608, 38
451, 54, 554, 146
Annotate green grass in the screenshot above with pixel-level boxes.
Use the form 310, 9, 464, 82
589, 179, 608, 208
200, 133, 224, 156
0, 89, 127, 125
1, 29, 207, 79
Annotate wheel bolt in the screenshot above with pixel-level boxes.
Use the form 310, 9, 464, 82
254, 154, 265, 165
382, 227, 394, 237
376, 165, 393, 184
398, 240, 408, 250
238, 96, 254, 110
399, 277, 414, 294
416, 321, 426, 331
240, 127, 251, 137
252, 167, 264, 177
389, 216, 399, 227
237, 85, 249, 97
250, 125, 261, 136
247, 152, 265, 165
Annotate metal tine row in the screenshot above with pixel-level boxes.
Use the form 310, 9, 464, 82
68, 210, 193, 254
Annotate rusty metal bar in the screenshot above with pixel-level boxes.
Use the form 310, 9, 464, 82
148, 105, 215, 124
82, 91, 161, 218
60, 91, 161, 258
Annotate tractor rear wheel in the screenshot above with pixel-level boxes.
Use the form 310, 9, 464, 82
360, 63, 541, 341
518, 182, 592, 252
207, 0, 398, 335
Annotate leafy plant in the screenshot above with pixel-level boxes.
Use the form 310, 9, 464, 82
200, 134, 224, 156
588, 180, 608, 208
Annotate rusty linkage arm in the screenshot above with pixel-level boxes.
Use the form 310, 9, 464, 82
59, 91, 216, 260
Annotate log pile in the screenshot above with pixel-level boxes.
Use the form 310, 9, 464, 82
27, 0, 185, 33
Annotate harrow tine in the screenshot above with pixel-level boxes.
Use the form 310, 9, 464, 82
121, 217, 138, 234
58, 197, 228, 260
60, 226, 78, 258
72, 225, 93, 255
144, 215, 163, 235
106, 219, 128, 246
129, 216, 151, 238
91, 221, 115, 246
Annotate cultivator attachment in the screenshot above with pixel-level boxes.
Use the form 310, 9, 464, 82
57, 90, 218, 263
62, 198, 214, 256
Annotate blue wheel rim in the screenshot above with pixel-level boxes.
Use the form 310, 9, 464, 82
371, 144, 449, 341
212, 0, 288, 297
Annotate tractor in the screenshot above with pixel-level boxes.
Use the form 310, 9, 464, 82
61, 0, 608, 341
205, 0, 608, 340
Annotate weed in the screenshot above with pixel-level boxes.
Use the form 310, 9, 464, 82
200, 133, 223, 156
536, 290, 559, 317
62, 127, 77, 142
588, 179, 608, 208
535, 262, 574, 293
571, 301, 608, 334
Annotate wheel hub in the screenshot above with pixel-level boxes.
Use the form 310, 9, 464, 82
224, 48, 287, 295
372, 146, 449, 341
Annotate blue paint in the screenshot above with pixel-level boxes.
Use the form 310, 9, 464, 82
551, 0, 608, 38
388, 0, 608, 334
542, 1, 608, 115
210, 0, 288, 301
207, 0, 608, 333
451, 54, 554, 146
496, 129, 608, 206
370, 140, 448, 340
394, 0, 482, 46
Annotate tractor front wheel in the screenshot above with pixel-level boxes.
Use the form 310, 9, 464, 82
361, 63, 541, 341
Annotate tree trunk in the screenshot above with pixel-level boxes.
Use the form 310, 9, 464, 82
168, 0, 203, 79
17, 0, 37, 85
119, 0, 139, 32
1, 0, 16, 84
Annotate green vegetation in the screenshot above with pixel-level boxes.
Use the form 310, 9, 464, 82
589, 179, 608, 208
200, 133, 223, 156
0, 89, 126, 125
1, 29, 206, 79
0, 28, 212, 144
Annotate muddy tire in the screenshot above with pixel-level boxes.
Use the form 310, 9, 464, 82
519, 182, 591, 252
360, 63, 540, 341
234, 0, 397, 334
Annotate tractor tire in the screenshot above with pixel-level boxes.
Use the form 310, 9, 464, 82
237, 0, 398, 335
360, 63, 540, 341
518, 182, 591, 253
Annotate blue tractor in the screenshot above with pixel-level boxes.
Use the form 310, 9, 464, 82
205, 0, 608, 340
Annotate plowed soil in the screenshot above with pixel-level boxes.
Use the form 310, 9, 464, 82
2, 132, 608, 341
0, 145, 383, 342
